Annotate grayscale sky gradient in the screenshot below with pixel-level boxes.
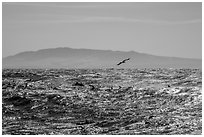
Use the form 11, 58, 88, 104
2, 2, 202, 59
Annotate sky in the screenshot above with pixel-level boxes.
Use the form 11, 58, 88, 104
2, 2, 202, 59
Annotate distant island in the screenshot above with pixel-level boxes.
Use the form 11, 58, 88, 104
2, 47, 201, 69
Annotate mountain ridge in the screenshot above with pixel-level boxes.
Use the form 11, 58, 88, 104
3, 47, 202, 69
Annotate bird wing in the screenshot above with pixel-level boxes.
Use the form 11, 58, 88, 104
121, 60, 126, 63
124, 58, 130, 61
117, 58, 130, 65
125, 58, 130, 61
117, 62, 122, 65
122, 59, 128, 62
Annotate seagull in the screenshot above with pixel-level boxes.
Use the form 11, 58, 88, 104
117, 58, 130, 66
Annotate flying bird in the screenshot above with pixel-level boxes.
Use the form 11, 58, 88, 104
117, 58, 130, 66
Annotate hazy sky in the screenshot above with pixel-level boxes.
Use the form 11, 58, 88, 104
2, 2, 202, 59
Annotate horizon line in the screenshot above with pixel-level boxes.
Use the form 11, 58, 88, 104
3, 46, 202, 60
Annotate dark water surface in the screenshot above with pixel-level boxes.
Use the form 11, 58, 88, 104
2, 68, 202, 135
